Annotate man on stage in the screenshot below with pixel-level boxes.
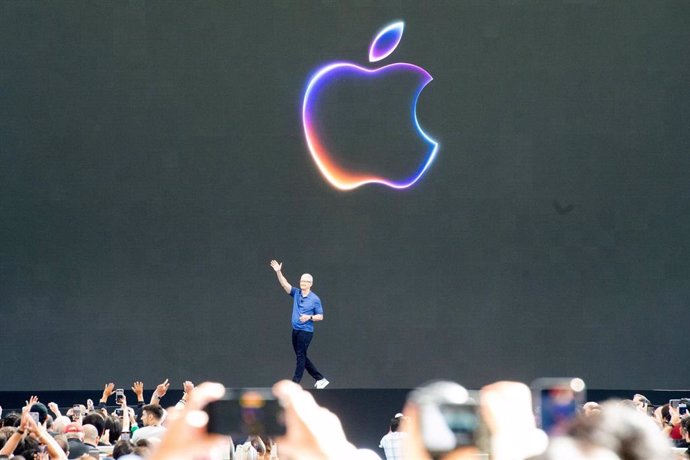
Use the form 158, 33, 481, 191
270, 259, 330, 389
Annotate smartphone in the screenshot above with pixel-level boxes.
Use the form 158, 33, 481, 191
420, 401, 487, 453
120, 432, 130, 441
30, 412, 39, 423
115, 408, 124, 417
115, 389, 124, 404
532, 378, 586, 435
679, 401, 688, 416
669, 399, 680, 409
72, 405, 82, 420
205, 388, 284, 438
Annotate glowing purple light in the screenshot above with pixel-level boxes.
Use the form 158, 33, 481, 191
369, 21, 405, 63
301, 21, 439, 191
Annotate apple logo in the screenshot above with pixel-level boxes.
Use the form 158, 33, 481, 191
302, 21, 439, 190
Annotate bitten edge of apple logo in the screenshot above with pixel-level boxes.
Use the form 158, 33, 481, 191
302, 21, 439, 191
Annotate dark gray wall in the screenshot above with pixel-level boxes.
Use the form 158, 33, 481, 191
1, 0, 689, 391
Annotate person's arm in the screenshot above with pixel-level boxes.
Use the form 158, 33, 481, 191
47, 402, 62, 418
300, 298, 324, 323
151, 378, 170, 406
299, 313, 323, 323
98, 382, 115, 409
120, 396, 131, 438
270, 260, 292, 294
0, 427, 25, 456
175, 381, 194, 410
0, 398, 36, 457
27, 415, 68, 460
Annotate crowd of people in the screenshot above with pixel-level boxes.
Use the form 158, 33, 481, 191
1, 378, 688, 460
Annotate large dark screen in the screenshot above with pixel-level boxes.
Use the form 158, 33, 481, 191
1, 1, 689, 391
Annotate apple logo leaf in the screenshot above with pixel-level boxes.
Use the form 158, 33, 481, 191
368, 21, 404, 63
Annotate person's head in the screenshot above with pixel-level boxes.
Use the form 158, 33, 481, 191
52, 416, 72, 434
141, 405, 164, 427
133, 445, 151, 458
30, 403, 49, 425
389, 414, 407, 432
105, 415, 122, 444
1, 412, 21, 428
656, 404, 671, 424
54, 435, 69, 455
13, 435, 39, 460
112, 440, 135, 459
681, 417, 690, 442
299, 274, 313, 292
64, 422, 84, 441
82, 412, 105, 438
565, 401, 675, 460
82, 424, 98, 445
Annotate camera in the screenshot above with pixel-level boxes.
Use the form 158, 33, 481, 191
408, 380, 489, 456
204, 388, 284, 438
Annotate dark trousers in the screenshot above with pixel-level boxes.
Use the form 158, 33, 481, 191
291, 329, 324, 383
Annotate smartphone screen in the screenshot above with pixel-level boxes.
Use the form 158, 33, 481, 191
438, 403, 482, 447
669, 399, 680, 409
30, 412, 39, 423
679, 403, 688, 416
115, 389, 124, 403
205, 388, 284, 438
532, 378, 586, 435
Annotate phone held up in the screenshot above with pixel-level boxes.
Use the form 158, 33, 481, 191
531, 377, 586, 435
204, 388, 285, 439
408, 380, 490, 457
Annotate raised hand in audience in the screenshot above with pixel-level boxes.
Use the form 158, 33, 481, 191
132, 381, 145, 404
25, 410, 68, 460
47, 402, 61, 418
480, 381, 548, 460
149, 382, 229, 460
152, 378, 170, 405
272, 380, 380, 460
100, 382, 115, 404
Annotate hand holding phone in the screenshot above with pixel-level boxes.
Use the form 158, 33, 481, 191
205, 388, 284, 438
531, 378, 586, 435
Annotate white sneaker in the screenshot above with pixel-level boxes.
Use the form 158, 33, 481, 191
314, 378, 330, 389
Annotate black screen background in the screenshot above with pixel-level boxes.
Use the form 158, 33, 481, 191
1, 0, 689, 390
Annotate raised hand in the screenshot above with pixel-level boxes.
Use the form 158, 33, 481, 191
270, 260, 282, 272
102, 383, 115, 400
87, 399, 94, 411
271, 380, 373, 460
156, 378, 170, 398
149, 383, 228, 460
23, 395, 39, 413
132, 381, 144, 399
183, 381, 194, 395
47, 402, 61, 418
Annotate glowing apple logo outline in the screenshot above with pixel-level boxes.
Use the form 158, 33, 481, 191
302, 21, 439, 190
